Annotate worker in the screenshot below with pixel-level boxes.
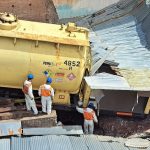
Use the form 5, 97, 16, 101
22, 74, 38, 115
76, 103, 98, 134
38, 77, 54, 114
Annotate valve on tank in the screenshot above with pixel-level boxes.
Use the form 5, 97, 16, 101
0, 12, 18, 30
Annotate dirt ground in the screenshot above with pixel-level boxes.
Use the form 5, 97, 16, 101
96, 115, 150, 137
57, 110, 150, 138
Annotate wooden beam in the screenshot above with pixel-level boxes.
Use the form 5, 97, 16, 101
144, 98, 150, 114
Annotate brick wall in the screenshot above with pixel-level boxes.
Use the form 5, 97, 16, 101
0, 0, 58, 23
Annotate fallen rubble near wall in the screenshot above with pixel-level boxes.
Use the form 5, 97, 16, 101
96, 115, 150, 137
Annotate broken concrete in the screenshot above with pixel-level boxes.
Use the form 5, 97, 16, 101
21, 110, 57, 128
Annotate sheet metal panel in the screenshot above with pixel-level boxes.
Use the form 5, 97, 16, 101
91, 15, 150, 69
0, 139, 10, 150
0, 120, 21, 137
69, 136, 88, 150
30, 136, 49, 150
11, 137, 30, 150
77, 0, 150, 70
100, 142, 112, 150
85, 72, 150, 91
84, 135, 105, 150
85, 73, 130, 90
8, 135, 150, 150
52, 0, 119, 18
47, 135, 73, 150
23, 126, 83, 135
109, 142, 129, 150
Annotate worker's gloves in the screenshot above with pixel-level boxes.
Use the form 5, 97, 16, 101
78, 100, 83, 106
95, 121, 98, 124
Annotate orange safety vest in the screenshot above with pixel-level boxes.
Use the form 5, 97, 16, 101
22, 84, 31, 94
40, 85, 52, 97
83, 108, 95, 120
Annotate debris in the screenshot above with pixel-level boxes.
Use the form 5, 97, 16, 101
57, 121, 63, 126
125, 138, 150, 148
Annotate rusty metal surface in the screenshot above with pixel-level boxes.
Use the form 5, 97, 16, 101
0, 0, 58, 23
0, 120, 21, 136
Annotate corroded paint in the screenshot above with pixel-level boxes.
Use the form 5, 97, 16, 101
52, 0, 120, 18
0, 121, 21, 136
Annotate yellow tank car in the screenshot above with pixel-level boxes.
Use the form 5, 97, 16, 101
0, 13, 91, 106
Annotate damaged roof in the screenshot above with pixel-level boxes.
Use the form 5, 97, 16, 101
1, 135, 149, 150
77, 0, 150, 69
76, 0, 150, 90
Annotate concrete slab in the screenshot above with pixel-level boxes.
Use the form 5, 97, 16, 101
21, 110, 57, 128
23, 125, 83, 135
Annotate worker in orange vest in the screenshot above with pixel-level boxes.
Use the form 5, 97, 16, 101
22, 74, 38, 115
76, 103, 98, 134
38, 77, 54, 114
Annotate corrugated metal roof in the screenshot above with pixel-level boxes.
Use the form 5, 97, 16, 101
69, 136, 88, 150
76, 0, 150, 90
89, 15, 150, 69
9, 135, 150, 150
30, 136, 50, 150
77, 0, 150, 69
0, 139, 10, 150
47, 135, 73, 150
11, 137, 30, 150
84, 135, 104, 150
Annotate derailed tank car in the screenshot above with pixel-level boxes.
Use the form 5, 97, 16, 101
0, 13, 91, 107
